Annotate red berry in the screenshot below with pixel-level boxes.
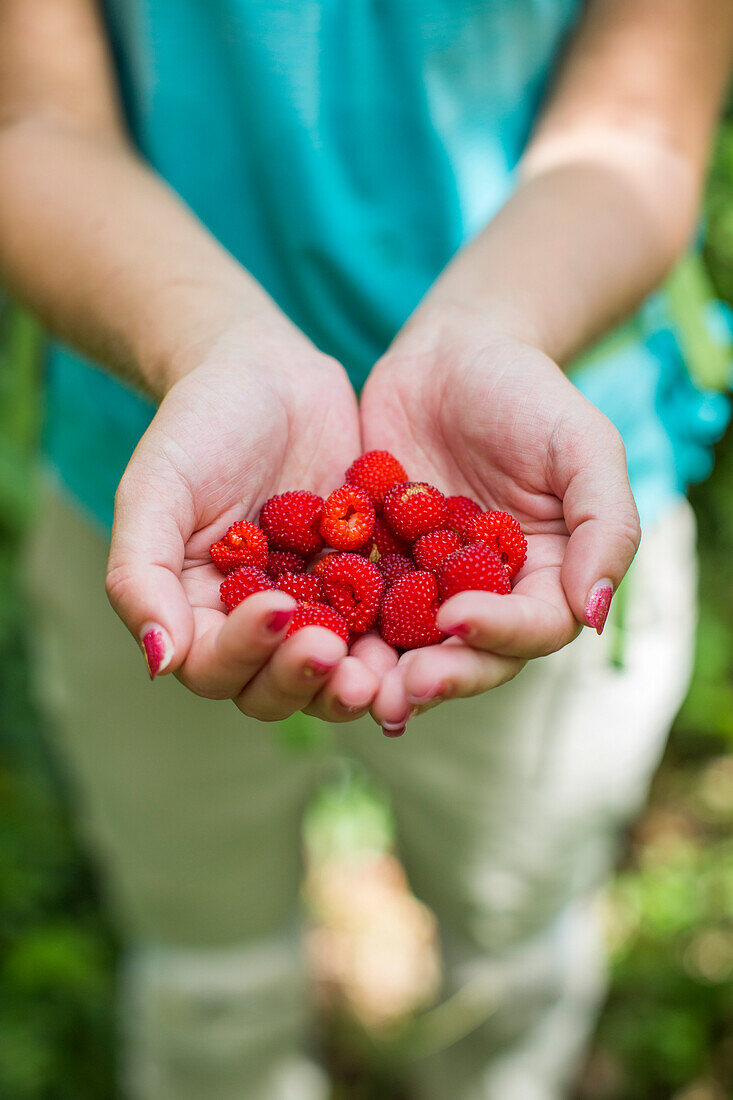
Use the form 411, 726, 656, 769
321, 553, 385, 633
355, 539, 379, 561
210, 520, 268, 574
377, 553, 416, 587
219, 566, 274, 612
345, 450, 408, 508
372, 515, 411, 558
445, 495, 483, 541
467, 511, 527, 577
382, 482, 449, 541
437, 544, 511, 601
413, 529, 462, 571
277, 572, 323, 603
285, 602, 350, 644
311, 552, 338, 579
260, 491, 324, 556
379, 571, 445, 650
320, 484, 375, 551
265, 550, 306, 580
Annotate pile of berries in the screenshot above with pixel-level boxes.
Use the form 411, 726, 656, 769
210, 451, 527, 651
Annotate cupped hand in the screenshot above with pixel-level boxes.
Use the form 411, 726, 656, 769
358, 308, 641, 731
107, 323, 379, 722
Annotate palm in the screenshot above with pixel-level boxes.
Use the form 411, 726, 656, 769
357, 336, 635, 725
172, 363, 359, 626
364, 343, 573, 613
112, 344, 364, 702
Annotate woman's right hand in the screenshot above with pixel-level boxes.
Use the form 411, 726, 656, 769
106, 322, 380, 724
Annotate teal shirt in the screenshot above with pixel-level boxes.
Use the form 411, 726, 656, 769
44, 0, 731, 529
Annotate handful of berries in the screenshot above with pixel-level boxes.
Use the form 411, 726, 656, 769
210, 451, 527, 651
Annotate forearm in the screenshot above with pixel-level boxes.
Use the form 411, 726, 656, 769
416, 143, 697, 366
0, 116, 292, 397
407, 0, 732, 367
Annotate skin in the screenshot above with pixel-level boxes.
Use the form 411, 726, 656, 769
1, 0, 731, 731
109, 332, 378, 723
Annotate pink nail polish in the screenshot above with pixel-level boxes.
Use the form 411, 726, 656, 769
444, 622, 471, 639
381, 712, 412, 738
382, 724, 406, 738
141, 626, 172, 679
585, 581, 613, 635
267, 608, 293, 633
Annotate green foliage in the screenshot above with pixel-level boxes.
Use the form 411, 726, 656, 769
573, 111, 733, 1100
705, 108, 733, 307
0, 299, 116, 1098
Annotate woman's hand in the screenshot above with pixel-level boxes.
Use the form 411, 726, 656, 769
107, 323, 380, 723
358, 307, 641, 732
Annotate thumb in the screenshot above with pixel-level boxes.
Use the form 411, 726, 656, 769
556, 414, 641, 634
106, 460, 195, 678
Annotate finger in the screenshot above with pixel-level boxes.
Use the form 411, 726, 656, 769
436, 570, 579, 659
107, 465, 196, 678
402, 640, 525, 708
349, 632, 400, 678
235, 626, 347, 722
304, 655, 380, 723
369, 665, 415, 736
553, 418, 641, 633
177, 590, 297, 697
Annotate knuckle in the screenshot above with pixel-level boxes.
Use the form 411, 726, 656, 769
612, 493, 642, 560
113, 472, 134, 514
591, 416, 628, 467
104, 563, 136, 612
617, 513, 642, 563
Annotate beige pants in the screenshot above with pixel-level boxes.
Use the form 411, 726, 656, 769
28, 482, 697, 1099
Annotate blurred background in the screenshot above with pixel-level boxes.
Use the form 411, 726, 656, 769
1, 113, 732, 1100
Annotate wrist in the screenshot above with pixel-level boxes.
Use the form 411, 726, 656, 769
155, 307, 348, 411
137, 277, 301, 398
389, 297, 545, 367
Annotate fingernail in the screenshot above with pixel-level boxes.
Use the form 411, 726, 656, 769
407, 682, 445, 706
585, 580, 613, 635
444, 622, 471, 639
267, 608, 294, 633
381, 712, 413, 738
304, 659, 336, 678
141, 624, 173, 679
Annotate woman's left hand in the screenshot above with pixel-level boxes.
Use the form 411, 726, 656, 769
357, 306, 641, 734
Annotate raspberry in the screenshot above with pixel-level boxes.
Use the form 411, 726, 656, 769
210, 520, 268, 574
379, 572, 445, 650
382, 482, 449, 541
413, 529, 462, 571
285, 602, 350, 644
467, 511, 527, 577
265, 550, 306, 581
311, 552, 338, 579
276, 572, 323, 603
260, 491, 324, 556
321, 553, 385, 633
219, 566, 274, 612
445, 495, 483, 541
372, 515, 411, 558
345, 450, 408, 508
377, 553, 416, 587
355, 539, 379, 560
437, 544, 511, 601
320, 484, 375, 551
